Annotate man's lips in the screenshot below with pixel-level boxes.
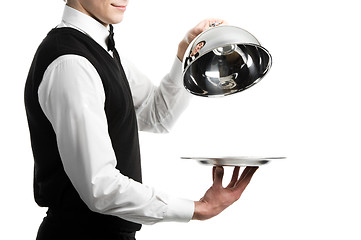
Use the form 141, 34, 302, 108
111, 4, 127, 11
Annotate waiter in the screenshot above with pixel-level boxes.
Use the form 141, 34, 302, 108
24, 0, 258, 239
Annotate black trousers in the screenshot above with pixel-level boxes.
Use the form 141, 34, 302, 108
36, 215, 136, 240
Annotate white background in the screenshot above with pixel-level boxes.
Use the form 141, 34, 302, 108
1, 0, 360, 239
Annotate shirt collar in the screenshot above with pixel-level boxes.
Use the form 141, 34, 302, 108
61, 5, 110, 51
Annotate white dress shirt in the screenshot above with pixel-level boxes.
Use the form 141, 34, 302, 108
37, 5, 194, 225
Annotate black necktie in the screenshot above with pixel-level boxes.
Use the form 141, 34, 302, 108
107, 24, 115, 52
107, 25, 122, 69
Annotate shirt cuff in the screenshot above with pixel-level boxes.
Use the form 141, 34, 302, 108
163, 197, 195, 222
168, 57, 184, 88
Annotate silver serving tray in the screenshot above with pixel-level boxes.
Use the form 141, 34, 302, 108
181, 156, 286, 166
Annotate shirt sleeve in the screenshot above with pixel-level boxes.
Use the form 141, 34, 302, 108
38, 54, 194, 224
121, 57, 191, 133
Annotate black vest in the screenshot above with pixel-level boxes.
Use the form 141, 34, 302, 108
24, 27, 142, 232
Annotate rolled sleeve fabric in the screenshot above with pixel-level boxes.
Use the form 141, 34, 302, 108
122, 56, 191, 133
